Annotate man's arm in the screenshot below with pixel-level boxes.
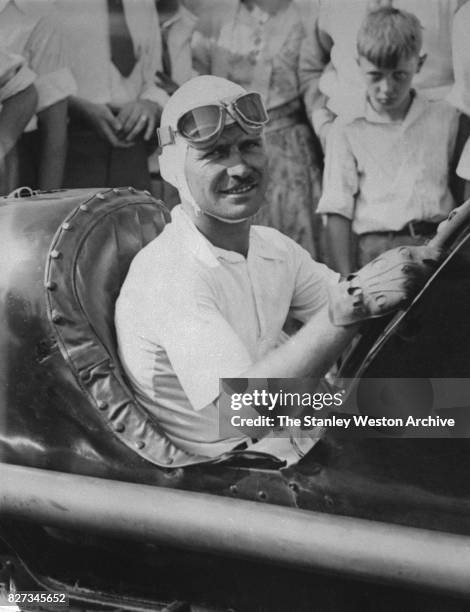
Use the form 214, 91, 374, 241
298, 4, 336, 149
324, 214, 354, 276
218, 305, 357, 439
225, 236, 443, 436
239, 305, 357, 380
316, 119, 358, 271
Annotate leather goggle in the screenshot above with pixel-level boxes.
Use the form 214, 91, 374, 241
158, 92, 269, 149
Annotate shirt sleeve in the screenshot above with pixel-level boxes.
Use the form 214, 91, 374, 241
22, 15, 76, 112
287, 238, 339, 323
316, 118, 358, 219
157, 281, 253, 412
0, 50, 36, 103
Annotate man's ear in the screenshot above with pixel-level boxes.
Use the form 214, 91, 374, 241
417, 54, 427, 73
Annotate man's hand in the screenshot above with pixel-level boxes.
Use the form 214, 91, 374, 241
329, 244, 442, 326
79, 99, 131, 148
112, 99, 161, 143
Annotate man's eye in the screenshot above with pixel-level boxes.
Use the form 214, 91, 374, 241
203, 146, 226, 160
241, 140, 262, 151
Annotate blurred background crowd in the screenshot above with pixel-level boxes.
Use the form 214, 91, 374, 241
1, 0, 470, 269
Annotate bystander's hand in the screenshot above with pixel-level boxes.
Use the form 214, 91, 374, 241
111, 99, 162, 143
80, 100, 132, 148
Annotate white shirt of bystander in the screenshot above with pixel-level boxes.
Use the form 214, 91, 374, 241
56, 0, 170, 109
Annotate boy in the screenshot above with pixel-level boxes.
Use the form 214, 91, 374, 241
317, 7, 460, 275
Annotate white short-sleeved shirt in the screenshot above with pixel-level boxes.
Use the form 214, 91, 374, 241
317, 94, 459, 234
115, 206, 336, 458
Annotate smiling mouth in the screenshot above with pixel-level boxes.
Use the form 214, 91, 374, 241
219, 181, 258, 195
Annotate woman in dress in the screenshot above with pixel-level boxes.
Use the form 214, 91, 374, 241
192, 0, 322, 257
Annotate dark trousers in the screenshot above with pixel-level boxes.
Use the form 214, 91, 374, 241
64, 126, 151, 191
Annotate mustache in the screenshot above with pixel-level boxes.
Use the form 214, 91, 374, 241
220, 175, 259, 192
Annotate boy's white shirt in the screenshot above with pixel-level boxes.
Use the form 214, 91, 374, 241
317, 92, 459, 234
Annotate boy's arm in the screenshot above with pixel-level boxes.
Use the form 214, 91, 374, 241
36, 99, 67, 190
317, 118, 358, 271
324, 214, 354, 276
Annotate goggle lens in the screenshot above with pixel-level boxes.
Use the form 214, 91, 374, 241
178, 104, 222, 142
234, 93, 269, 124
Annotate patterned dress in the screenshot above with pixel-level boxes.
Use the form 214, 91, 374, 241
192, 0, 322, 256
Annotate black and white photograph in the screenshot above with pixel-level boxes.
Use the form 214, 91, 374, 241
1, 0, 470, 610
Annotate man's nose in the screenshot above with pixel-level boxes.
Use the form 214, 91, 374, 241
226, 147, 251, 178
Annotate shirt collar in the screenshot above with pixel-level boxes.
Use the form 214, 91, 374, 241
343, 90, 429, 129
170, 205, 285, 266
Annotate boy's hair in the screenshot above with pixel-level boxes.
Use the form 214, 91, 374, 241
357, 7, 423, 69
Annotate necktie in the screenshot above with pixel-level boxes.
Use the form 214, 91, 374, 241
107, 0, 137, 78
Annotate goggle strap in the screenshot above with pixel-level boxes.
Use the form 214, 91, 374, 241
157, 126, 176, 148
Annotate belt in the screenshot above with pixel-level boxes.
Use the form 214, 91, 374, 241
395, 221, 439, 237
362, 221, 439, 238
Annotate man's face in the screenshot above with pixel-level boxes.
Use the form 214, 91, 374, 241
184, 123, 268, 221
358, 54, 423, 118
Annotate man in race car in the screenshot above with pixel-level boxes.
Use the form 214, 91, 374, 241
115, 75, 441, 466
